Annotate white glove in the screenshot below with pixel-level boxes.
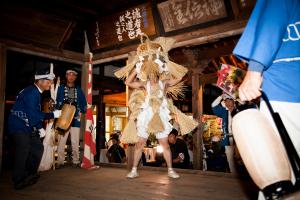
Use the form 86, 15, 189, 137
211, 95, 223, 107
135, 61, 142, 73
179, 153, 185, 162
39, 128, 46, 138
53, 110, 62, 118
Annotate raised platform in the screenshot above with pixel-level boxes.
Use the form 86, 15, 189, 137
0, 166, 258, 200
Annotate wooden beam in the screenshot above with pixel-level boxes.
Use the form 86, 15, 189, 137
103, 92, 126, 106
200, 73, 218, 85
93, 20, 247, 60
211, 59, 219, 71
197, 43, 236, 60
238, 61, 248, 70
105, 112, 126, 115
189, 60, 210, 75
230, 0, 241, 20
192, 73, 203, 170
229, 55, 238, 67
0, 44, 7, 172
58, 21, 76, 49
220, 56, 228, 65
0, 39, 84, 65
173, 20, 246, 48
93, 54, 128, 65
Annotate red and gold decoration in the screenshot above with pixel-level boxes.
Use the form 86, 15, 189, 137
202, 114, 223, 143
216, 63, 246, 99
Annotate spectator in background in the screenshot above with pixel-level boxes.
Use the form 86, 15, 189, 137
106, 134, 126, 163
183, 134, 194, 168
206, 136, 229, 173
168, 129, 190, 169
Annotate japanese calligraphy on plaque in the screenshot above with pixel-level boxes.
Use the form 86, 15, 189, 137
115, 8, 143, 42
89, 3, 156, 50
157, 0, 227, 33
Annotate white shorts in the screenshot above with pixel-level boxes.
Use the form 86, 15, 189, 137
136, 101, 172, 140
137, 124, 172, 139
260, 101, 300, 156
260, 100, 300, 186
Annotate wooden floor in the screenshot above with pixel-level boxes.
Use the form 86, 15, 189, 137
0, 166, 258, 200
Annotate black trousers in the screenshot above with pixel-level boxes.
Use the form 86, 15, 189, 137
12, 133, 44, 184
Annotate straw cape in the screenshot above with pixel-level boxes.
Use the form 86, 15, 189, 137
115, 34, 198, 144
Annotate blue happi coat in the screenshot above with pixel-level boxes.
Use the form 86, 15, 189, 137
212, 104, 230, 147
56, 84, 87, 128
8, 85, 54, 134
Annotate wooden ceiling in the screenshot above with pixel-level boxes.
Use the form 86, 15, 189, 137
103, 92, 126, 106
0, 0, 146, 53
169, 35, 247, 85
1, 0, 251, 101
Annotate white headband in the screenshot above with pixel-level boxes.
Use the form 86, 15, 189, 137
35, 73, 55, 80
66, 70, 78, 75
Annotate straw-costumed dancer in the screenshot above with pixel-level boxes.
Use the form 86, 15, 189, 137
114, 33, 198, 179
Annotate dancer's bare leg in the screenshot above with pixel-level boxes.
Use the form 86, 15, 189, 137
158, 137, 180, 178
158, 138, 172, 168
127, 137, 147, 178
133, 137, 147, 167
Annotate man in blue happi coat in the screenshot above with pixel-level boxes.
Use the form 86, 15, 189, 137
233, 0, 300, 199
211, 93, 236, 173
56, 68, 87, 168
8, 66, 62, 190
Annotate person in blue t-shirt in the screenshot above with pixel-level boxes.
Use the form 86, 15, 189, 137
233, 0, 300, 199
56, 68, 87, 168
8, 66, 61, 190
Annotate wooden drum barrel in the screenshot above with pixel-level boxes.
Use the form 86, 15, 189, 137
56, 104, 76, 130
232, 108, 291, 190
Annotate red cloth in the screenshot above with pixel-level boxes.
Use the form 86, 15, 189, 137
81, 61, 97, 169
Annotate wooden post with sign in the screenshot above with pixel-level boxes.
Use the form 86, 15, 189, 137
88, 3, 156, 51
0, 44, 7, 172
157, 0, 228, 34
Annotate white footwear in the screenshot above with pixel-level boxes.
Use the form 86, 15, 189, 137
168, 169, 180, 179
126, 170, 139, 178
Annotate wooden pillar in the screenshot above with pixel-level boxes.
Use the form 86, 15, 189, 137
192, 71, 204, 170
96, 91, 106, 161
0, 44, 7, 172
80, 32, 90, 152
126, 51, 135, 171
